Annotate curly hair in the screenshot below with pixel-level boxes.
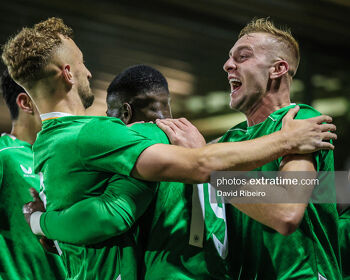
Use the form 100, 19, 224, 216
239, 18, 300, 76
2, 17, 73, 86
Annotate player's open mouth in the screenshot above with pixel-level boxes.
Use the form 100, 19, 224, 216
229, 78, 242, 94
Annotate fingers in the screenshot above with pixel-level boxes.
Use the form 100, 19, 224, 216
309, 115, 333, 124
22, 203, 32, 214
319, 124, 336, 132
22, 203, 32, 225
284, 105, 300, 120
321, 132, 337, 141
178, 117, 193, 127
172, 119, 187, 130
156, 119, 176, 137
156, 119, 178, 133
316, 142, 335, 150
30, 188, 40, 201
157, 118, 187, 131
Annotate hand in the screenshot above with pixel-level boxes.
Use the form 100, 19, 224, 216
40, 237, 59, 255
156, 118, 206, 148
281, 106, 337, 154
23, 188, 45, 227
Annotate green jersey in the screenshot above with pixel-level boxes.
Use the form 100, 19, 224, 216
134, 121, 233, 279
339, 207, 350, 280
38, 123, 234, 279
140, 182, 234, 279
220, 104, 341, 279
33, 115, 159, 280
216, 136, 264, 280
0, 134, 65, 280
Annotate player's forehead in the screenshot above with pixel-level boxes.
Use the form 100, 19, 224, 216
228, 33, 273, 56
135, 91, 169, 103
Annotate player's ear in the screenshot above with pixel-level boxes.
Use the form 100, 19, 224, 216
120, 103, 132, 125
16, 93, 35, 115
269, 60, 289, 79
62, 64, 74, 86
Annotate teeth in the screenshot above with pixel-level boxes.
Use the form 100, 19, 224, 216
229, 78, 241, 83
229, 78, 242, 89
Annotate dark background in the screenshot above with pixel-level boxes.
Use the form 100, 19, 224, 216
0, 0, 349, 169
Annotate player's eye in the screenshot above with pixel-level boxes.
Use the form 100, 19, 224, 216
238, 53, 250, 61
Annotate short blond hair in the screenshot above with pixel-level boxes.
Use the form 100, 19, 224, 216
2, 17, 73, 86
239, 18, 300, 76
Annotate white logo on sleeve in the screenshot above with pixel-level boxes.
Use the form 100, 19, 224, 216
20, 164, 35, 177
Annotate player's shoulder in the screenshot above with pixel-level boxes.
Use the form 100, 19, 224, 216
0, 134, 9, 150
0, 135, 32, 169
84, 115, 124, 124
83, 116, 124, 127
295, 104, 322, 119
271, 104, 321, 122
129, 123, 169, 144
219, 120, 248, 142
42, 115, 124, 129
0, 134, 27, 151
73, 116, 126, 136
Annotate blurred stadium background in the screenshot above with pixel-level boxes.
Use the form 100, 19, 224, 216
0, 0, 349, 169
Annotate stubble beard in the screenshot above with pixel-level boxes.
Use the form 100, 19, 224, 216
78, 82, 94, 109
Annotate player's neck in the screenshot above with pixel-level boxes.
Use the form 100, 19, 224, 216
245, 91, 291, 126
35, 93, 86, 116
11, 120, 37, 145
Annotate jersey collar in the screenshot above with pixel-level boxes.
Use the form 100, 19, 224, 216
40, 112, 73, 121
1, 133, 16, 140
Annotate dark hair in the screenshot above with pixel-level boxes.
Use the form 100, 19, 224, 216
107, 64, 169, 110
1, 69, 26, 120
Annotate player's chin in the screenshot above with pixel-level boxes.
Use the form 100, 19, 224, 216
229, 97, 241, 110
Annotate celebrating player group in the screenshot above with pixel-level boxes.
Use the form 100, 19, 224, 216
0, 16, 348, 280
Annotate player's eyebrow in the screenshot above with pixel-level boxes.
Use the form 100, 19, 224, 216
235, 45, 253, 54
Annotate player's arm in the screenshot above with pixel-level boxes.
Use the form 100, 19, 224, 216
132, 107, 335, 183
231, 154, 316, 236
25, 177, 156, 245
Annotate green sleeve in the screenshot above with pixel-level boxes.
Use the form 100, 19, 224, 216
129, 123, 170, 144
276, 105, 334, 171
78, 118, 160, 176
40, 175, 157, 245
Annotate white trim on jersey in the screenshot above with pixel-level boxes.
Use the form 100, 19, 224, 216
1, 133, 16, 140
40, 112, 72, 121
189, 184, 205, 248
0, 146, 24, 153
53, 240, 63, 256
208, 184, 228, 259
318, 273, 327, 280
